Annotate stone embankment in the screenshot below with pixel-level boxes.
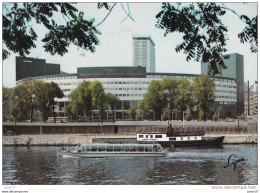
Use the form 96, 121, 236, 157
2, 133, 257, 146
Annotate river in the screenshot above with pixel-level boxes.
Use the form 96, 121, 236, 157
2, 144, 257, 185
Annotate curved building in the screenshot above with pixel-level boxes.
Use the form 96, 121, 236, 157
16, 65, 238, 119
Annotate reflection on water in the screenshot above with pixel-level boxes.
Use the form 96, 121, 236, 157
2, 145, 257, 185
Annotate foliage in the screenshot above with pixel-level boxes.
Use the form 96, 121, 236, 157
140, 80, 167, 120
33, 80, 51, 122
185, 110, 192, 121
135, 111, 143, 121
193, 75, 215, 121
155, 3, 257, 75
177, 78, 193, 120
106, 92, 120, 122
10, 78, 34, 121
129, 106, 137, 120
68, 87, 84, 122
198, 110, 204, 121
89, 81, 107, 122
238, 15, 258, 53
47, 82, 64, 122
3, 3, 101, 60
213, 106, 224, 121
161, 111, 168, 121
77, 80, 92, 121
162, 77, 179, 120
3, 87, 13, 121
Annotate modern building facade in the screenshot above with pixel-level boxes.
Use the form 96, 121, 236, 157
201, 53, 244, 116
16, 57, 60, 81
16, 67, 237, 119
132, 35, 155, 73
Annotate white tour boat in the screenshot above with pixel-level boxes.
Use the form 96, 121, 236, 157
137, 130, 224, 147
58, 143, 166, 158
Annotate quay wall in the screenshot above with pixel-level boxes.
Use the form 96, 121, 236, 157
2, 121, 257, 135
2, 134, 257, 146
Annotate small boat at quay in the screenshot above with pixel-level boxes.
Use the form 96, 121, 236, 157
58, 143, 166, 158
137, 127, 224, 147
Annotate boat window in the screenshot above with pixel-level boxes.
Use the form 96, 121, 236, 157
92, 146, 98, 151
114, 146, 121, 152
122, 146, 129, 152
155, 135, 162, 138
137, 146, 144, 152
129, 146, 136, 152
195, 137, 197, 140
150, 135, 153, 138
146, 135, 148, 138
148, 146, 153, 152
169, 137, 176, 141
86, 146, 92, 152
98, 146, 105, 152
153, 145, 161, 152
106, 146, 113, 152
188, 137, 190, 140
139, 135, 143, 138
181, 137, 183, 141
82, 146, 86, 152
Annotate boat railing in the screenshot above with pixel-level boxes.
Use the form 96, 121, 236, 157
167, 131, 205, 136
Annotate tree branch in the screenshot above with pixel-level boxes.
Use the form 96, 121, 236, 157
95, 3, 117, 27
220, 6, 247, 24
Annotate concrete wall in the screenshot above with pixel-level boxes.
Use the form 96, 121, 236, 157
3, 121, 257, 135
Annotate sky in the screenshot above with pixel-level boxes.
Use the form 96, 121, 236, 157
2, 2, 258, 88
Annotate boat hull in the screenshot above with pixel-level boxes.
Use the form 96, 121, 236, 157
58, 151, 166, 158
139, 136, 225, 147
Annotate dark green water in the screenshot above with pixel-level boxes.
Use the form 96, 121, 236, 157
2, 144, 257, 185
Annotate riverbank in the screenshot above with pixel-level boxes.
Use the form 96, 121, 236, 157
2, 133, 257, 146
3, 121, 257, 136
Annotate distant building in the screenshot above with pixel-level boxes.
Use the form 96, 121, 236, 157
16, 57, 60, 81
244, 81, 258, 115
201, 53, 244, 116
132, 35, 155, 73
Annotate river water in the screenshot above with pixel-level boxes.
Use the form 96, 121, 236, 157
2, 145, 257, 185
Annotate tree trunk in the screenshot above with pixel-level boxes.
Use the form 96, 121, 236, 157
53, 103, 56, 123
203, 110, 206, 121
89, 111, 92, 123
112, 110, 115, 123
170, 107, 173, 121
77, 112, 79, 123
30, 105, 33, 123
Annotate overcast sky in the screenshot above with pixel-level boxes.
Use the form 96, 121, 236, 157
2, 2, 258, 88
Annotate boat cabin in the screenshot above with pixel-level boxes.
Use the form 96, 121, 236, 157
136, 133, 203, 142
74, 143, 164, 153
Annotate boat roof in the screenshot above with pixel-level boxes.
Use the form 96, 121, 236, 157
137, 132, 166, 134
79, 143, 162, 147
